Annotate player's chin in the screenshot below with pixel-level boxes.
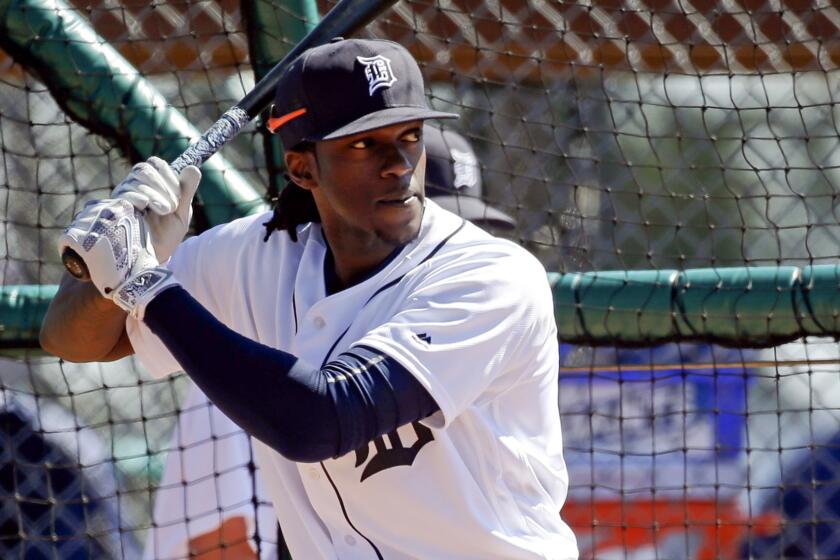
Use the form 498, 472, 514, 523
373, 198, 423, 246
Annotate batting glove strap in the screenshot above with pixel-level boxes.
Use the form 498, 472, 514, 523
111, 267, 179, 321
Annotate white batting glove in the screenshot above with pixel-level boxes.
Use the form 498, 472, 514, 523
111, 156, 201, 263
58, 199, 178, 320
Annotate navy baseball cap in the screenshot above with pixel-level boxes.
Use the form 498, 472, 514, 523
268, 38, 457, 149
424, 125, 516, 229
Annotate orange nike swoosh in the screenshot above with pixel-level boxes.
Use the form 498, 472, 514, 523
268, 108, 307, 133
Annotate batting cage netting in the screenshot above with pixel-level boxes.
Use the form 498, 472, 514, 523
2, 0, 840, 557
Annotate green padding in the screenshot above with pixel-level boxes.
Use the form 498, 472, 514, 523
243, 0, 319, 196
246, 0, 318, 77
674, 266, 801, 345
797, 265, 840, 335
0, 285, 57, 343
552, 265, 840, 346
0, 0, 266, 224
10, 265, 840, 348
551, 270, 678, 344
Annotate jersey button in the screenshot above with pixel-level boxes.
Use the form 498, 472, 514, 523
308, 468, 320, 481
313, 316, 326, 329
344, 535, 357, 546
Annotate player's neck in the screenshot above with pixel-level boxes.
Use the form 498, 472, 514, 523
321, 230, 403, 292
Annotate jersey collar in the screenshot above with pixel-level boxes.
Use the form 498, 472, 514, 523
304, 199, 465, 300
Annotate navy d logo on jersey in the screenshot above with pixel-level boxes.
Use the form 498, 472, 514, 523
354, 422, 434, 482
357, 55, 398, 96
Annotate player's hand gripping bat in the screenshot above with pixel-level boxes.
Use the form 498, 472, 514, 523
62, 0, 400, 281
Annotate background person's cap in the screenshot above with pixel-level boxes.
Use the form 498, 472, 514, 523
424, 125, 516, 230
269, 38, 457, 150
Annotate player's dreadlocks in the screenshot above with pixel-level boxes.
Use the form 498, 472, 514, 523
263, 142, 320, 242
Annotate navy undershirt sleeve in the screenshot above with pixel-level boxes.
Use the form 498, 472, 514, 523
143, 286, 440, 462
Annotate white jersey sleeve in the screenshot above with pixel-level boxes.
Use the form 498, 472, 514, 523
355, 242, 557, 428
126, 212, 275, 378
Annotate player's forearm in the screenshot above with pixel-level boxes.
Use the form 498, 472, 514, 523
143, 286, 439, 462
40, 273, 132, 362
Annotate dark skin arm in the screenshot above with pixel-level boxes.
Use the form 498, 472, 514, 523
39, 273, 133, 362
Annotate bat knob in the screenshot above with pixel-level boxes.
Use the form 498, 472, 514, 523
62, 248, 91, 281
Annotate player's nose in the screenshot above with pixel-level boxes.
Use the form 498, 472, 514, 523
379, 143, 414, 179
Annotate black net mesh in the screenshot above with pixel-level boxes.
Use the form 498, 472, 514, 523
2, 0, 840, 557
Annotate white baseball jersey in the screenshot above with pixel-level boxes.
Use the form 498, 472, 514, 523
144, 383, 278, 560
127, 200, 578, 559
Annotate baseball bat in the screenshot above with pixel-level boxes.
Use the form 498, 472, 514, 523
62, 0, 400, 281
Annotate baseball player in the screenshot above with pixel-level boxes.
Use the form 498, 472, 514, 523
42, 38, 578, 559
143, 124, 518, 560
422, 125, 516, 231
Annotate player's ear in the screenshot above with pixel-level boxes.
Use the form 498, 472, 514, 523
284, 150, 318, 191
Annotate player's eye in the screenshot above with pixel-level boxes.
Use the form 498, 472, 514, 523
402, 129, 422, 142
350, 138, 374, 149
